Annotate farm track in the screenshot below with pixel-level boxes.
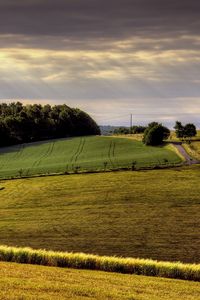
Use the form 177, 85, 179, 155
173, 143, 200, 165
108, 140, 116, 168
70, 138, 85, 170
32, 142, 55, 168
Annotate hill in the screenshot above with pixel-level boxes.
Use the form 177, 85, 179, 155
0, 136, 182, 179
0, 261, 199, 300
0, 166, 199, 263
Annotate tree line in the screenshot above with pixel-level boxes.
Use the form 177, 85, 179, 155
143, 121, 197, 145
114, 121, 197, 146
0, 102, 100, 147
114, 125, 147, 135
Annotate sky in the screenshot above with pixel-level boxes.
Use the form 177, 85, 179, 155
0, 0, 200, 127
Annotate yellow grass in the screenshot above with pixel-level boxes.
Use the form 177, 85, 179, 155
0, 245, 199, 281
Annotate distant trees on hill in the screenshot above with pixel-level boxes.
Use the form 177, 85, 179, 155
174, 121, 197, 142
113, 127, 130, 135
113, 125, 147, 135
0, 102, 100, 147
143, 122, 170, 146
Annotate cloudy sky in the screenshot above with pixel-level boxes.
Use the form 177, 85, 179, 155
0, 0, 200, 126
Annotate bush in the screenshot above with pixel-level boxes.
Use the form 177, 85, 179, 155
143, 123, 170, 146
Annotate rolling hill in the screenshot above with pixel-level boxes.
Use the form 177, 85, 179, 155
0, 136, 182, 179
0, 166, 199, 263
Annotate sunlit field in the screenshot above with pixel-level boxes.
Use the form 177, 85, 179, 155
0, 166, 199, 263
0, 262, 199, 300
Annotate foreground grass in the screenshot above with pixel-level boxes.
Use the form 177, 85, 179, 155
0, 136, 182, 179
0, 167, 200, 263
0, 245, 199, 281
1, 262, 200, 300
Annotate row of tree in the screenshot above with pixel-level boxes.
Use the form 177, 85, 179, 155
114, 125, 147, 135
0, 102, 100, 147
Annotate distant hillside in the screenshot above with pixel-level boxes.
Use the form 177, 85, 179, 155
100, 125, 125, 135
0, 102, 100, 147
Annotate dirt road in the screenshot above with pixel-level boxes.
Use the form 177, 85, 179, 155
172, 143, 199, 165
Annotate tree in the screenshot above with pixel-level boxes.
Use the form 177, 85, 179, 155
0, 102, 100, 147
0, 120, 11, 146
174, 121, 197, 141
174, 121, 184, 139
113, 127, 129, 135
131, 126, 147, 134
183, 123, 197, 141
143, 123, 170, 146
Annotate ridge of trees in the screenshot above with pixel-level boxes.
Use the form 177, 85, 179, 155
113, 125, 147, 135
0, 102, 100, 147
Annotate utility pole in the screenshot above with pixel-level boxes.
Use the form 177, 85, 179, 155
130, 114, 133, 134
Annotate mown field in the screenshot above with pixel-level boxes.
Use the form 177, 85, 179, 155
0, 166, 199, 263
0, 262, 199, 300
0, 136, 182, 179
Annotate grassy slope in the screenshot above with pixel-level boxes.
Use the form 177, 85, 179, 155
0, 262, 199, 300
0, 136, 182, 179
0, 166, 200, 263
183, 142, 200, 161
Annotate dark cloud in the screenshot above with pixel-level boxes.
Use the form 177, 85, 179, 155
0, 0, 200, 126
0, 0, 200, 39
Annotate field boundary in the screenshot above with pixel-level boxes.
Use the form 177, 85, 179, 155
0, 245, 199, 281
0, 161, 185, 181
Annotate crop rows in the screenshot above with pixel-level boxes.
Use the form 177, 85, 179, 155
0, 136, 183, 179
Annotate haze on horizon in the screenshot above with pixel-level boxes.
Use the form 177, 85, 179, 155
0, 0, 200, 127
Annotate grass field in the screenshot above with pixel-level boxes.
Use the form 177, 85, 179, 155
183, 141, 200, 161
0, 166, 199, 263
0, 136, 182, 179
1, 262, 200, 300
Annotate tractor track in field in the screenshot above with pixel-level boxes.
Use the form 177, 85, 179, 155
32, 142, 55, 168
12, 144, 24, 160
70, 138, 85, 170
108, 140, 116, 168
0, 144, 25, 171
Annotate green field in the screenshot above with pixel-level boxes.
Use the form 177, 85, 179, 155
0, 136, 182, 179
1, 262, 199, 300
0, 166, 199, 263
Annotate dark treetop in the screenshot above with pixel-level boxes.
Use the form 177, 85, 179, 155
0, 102, 100, 147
